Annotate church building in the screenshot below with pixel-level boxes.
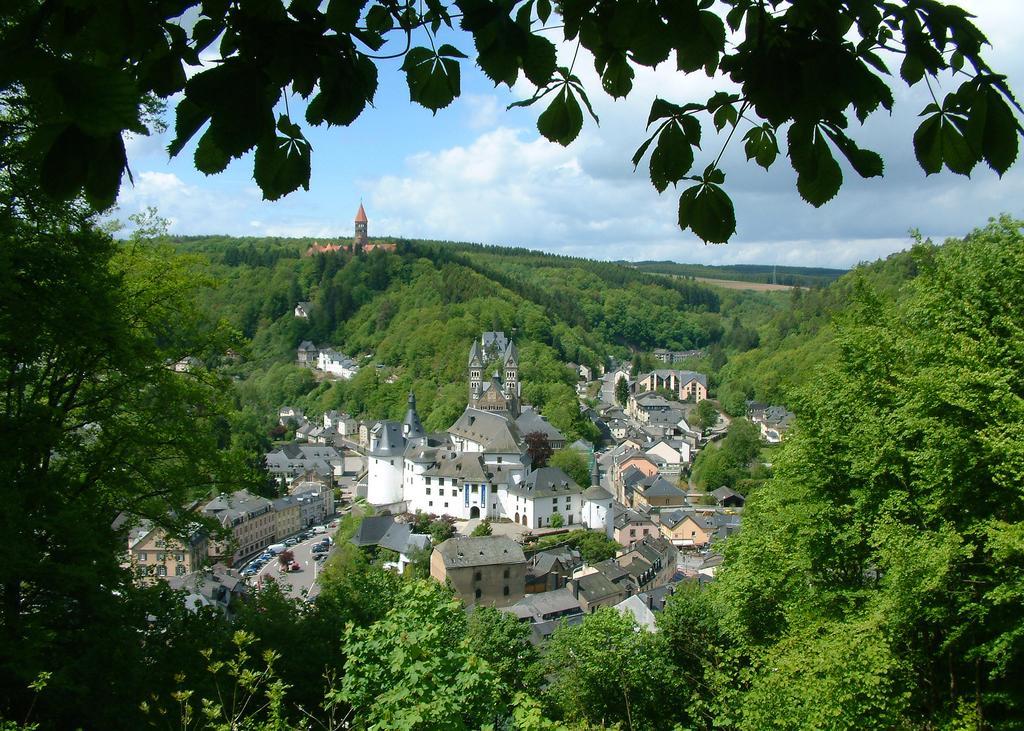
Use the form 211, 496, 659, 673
364, 333, 612, 532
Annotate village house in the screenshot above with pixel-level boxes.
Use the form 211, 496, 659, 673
501, 588, 585, 643
271, 495, 303, 540
127, 521, 208, 581
659, 509, 715, 548
613, 506, 660, 547
712, 486, 746, 508
202, 490, 276, 565
567, 570, 627, 613
524, 546, 582, 594
430, 536, 527, 608
635, 369, 708, 403
316, 348, 359, 379
167, 565, 249, 616
294, 301, 312, 318
632, 474, 690, 509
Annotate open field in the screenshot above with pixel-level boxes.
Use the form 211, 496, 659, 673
693, 276, 798, 292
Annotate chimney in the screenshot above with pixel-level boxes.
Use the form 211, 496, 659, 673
572, 580, 579, 599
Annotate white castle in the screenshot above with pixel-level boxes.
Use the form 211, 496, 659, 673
365, 333, 612, 533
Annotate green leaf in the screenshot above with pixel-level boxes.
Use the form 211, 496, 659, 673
913, 111, 977, 176
678, 178, 735, 243
900, 54, 925, 86
83, 133, 127, 210
673, 10, 725, 74
647, 98, 684, 127
649, 122, 695, 192
168, 98, 210, 157
789, 122, 843, 206
601, 53, 634, 99
913, 113, 943, 174
326, 0, 367, 32
523, 34, 557, 87
980, 88, 1020, 175
366, 4, 394, 33
194, 129, 230, 174
537, 87, 584, 145
743, 124, 779, 169
402, 46, 462, 112
823, 128, 884, 178
39, 124, 90, 201
537, 0, 551, 24
253, 132, 312, 200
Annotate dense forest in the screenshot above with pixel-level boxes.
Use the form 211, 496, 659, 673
627, 261, 847, 288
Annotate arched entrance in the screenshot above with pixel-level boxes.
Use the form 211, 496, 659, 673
514, 512, 520, 524
521, 514, 528, 526
470, 506, 480, 519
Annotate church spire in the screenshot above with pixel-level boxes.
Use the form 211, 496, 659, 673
354, 203, 368, 248
403, 391, 425, 441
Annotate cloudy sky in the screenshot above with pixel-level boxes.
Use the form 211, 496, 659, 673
117, 1, 1024, 268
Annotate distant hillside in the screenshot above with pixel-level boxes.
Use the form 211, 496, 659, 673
169, 235, 789, 437
626, 261, 848, 288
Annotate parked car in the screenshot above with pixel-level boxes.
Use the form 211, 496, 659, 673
284, 538, 297, 547
267, 543, 287, 555
310, 525, 326, 535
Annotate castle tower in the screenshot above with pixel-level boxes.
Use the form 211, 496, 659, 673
354, 203, 368, 248
468, 340, 483, 403
403, 391, 426, 442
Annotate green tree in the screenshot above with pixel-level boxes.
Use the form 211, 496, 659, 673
715, 219, 1024, 726
471, 519, 493, 537
695, 399, 719, 430
549, 450, 591, 488
615, 375, 630, 407
0, 201, 244, 725
543, 608, 680, 729
466, 606, 541, 696
341, 580, 502, 729
549, 513, 565, 529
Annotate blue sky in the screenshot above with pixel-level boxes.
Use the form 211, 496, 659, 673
117, 0, 1024, 268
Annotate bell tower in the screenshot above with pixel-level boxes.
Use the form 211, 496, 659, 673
468, 340, 483, 404
354, 203, 368, 248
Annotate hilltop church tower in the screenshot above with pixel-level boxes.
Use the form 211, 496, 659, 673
354, 203, 368, 248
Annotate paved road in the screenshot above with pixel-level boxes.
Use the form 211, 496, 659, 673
251, 526, 340, 600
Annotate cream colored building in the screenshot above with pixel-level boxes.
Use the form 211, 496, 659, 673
128, 522, 208, 582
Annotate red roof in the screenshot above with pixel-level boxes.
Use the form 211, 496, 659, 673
355, 203, 367, 223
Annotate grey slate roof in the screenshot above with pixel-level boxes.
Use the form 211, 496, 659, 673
504, 588, 582, 622
711, 486, 745, 503
435, 536, 526, 569
507, 467, 582, 499
350, 515, 396, 547
572, 571, 622, 603
449, 408, 524, 453
641, 476, 688, 500
369, 421, 406, 457
515, 407, 566, 443
582, 484, 613, 502
202, 490, 272, 525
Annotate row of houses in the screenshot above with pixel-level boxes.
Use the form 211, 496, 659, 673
126, 483, 336, 580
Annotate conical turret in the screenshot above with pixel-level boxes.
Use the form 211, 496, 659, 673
403, 391, 425, 440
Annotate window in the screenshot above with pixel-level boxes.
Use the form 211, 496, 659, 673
157, 552, 165, 561
137, 552, 147, 562
175, 564, 186, 576
444, 502, 449, 508
425, 477, 431, 485
157, 566, 167, 577
471, 485, 478, 494
503, 586, 510, 596
503, 568, 510, 578
439, 489, 445, 497
497, 456, 502, 463
475, 588, 482, 599
630, 529, 636, 538
429, 501, 433, 507
176, 552, 185, 562
474, 571, 482, 581
426, 488, 431, 495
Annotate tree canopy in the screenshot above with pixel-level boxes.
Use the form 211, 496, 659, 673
3, 0, 1022, 245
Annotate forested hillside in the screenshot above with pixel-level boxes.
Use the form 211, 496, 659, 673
628, 261, 847, 288
171, 236, 792, 440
